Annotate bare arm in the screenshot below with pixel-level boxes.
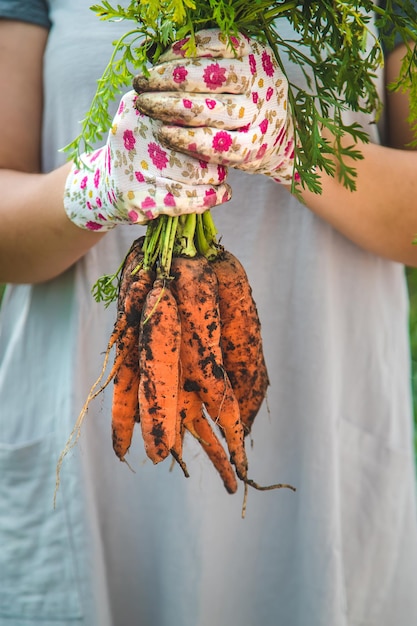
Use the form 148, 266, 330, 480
0, 20, 105, 284
300, 44, 417, 267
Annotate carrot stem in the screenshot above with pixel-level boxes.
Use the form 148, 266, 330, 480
160, 215, 179, 277
202, 210, 218, 246
176, 214, 197, 257
196, 213, 218, 260
143, 216, 163, 269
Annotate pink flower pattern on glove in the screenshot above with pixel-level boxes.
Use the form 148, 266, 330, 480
123, 130, 136, 151
212, 131, 233, 153
148, 143, 169, 170
173, 66, 188, 83
64, 91, 231, 231
203, 63, 227, 90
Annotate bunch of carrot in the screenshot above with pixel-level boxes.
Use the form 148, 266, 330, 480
109, 217, 295, 503
55, 211, 295, 514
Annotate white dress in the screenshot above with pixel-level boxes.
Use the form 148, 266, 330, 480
0, 1, 417, 625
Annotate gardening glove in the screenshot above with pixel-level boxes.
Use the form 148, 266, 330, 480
133, 29, 298, 185
64, 90, 231, 231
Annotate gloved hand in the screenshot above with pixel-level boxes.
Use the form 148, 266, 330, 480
64, 90, 231, 231
133, 29, 297, 185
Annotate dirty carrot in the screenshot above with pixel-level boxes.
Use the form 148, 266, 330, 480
117, 236, 145, 309
170, 255, 248, 481
212, 248, 270, 434
170, 370, 203, 477
103, 236, 145, 353
173, 359, 238, 493
112, 268, 155, 461
185, 412, 238, 494
138, 279, 181, 464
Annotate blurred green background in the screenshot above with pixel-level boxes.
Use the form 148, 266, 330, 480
1, 273, 417, 451
407, 268, 417, 451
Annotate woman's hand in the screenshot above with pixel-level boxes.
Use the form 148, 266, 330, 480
64, 90, 230, 231
133, 29, 296, 184
134, 31, 417, 266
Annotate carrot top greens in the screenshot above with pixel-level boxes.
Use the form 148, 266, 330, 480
65, 0, 417, 193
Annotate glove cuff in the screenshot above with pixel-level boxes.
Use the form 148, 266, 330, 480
64, 149, 116, 232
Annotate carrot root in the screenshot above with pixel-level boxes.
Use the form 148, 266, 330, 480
212, 248, 270, 435
138, 280, 181, 464
111, 270, 155, 460
185, 412, 238, 494
171, 254, 248, 481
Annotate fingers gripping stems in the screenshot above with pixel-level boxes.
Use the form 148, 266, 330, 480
134, 29, 297, 183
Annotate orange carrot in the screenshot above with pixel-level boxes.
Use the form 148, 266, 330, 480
185, 412, 238, 494
104, 236, 145, 353
111, 268, 155, 461
117, 236, 145, 309
55, 261, 154, 498
172, 371, 238, 492
212, 249, 270, 434
170, 255, 248, 481
170, 369, 202, 475
138, 279, 181, 464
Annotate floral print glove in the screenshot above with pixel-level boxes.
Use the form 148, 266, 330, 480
133, 29, 297, 185
64, 90, 231, 231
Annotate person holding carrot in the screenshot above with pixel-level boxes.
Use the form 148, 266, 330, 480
1, 1, 417, 625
